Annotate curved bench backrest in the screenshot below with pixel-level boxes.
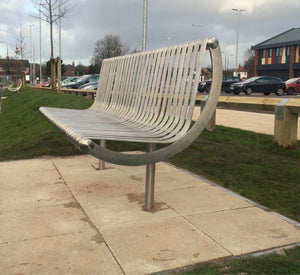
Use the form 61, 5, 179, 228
91, 39, 208, 140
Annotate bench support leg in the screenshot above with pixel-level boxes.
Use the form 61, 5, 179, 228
98, 140, 106, 170
145, 143, 156, 211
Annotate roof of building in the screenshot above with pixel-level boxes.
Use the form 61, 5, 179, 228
251, 28, 300, 50
237, 64, 247, 72
0, 58, 29, 68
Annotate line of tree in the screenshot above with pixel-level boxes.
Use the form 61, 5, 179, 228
90, 34, 130, 74
243, 48, 255, 78
31, 0, 76, 89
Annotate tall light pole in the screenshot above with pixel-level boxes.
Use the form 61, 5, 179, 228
192, 24, 204, 39
39, 4, 43, 85
30, 24, 35, 86
165, 35, 171, 46
222, 51, 226, 71
59, 0, 62, 85
232, 8, 245, 74
142, 0, 147, 51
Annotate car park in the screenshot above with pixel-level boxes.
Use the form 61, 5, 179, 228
198, 75, 242, 93
285, 77, 300, 95
230, 76, 286, 96
62, 74, 99, 89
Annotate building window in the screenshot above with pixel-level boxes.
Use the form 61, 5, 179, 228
269, 49, 273, 57
286, 46, 290, 56
276, 47, 283, 56
262, 49, 266, 58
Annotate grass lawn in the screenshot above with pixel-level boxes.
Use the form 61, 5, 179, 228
177, 245, 300, 275
1, 87, 299, 274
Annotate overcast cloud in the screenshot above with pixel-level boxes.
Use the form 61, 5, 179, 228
0, 0, 299, 69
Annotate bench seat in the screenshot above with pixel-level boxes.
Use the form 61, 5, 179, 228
40, 104, 191, 146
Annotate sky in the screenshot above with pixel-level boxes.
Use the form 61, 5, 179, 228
0, 0, 299, 70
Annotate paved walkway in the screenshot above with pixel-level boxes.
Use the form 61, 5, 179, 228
1, 154, 299, 274
192, 107, 300, 139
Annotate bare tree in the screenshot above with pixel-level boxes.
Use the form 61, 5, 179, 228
244, 48, 255, 78
32, 0, 76, 89
91, 34, 129, 69
16, 28, 27, 59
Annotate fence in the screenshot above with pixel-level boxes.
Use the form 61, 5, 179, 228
197, 95, 300, 149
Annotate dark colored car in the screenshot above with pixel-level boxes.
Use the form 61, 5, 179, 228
198, 75, 242, 93
78, 81, 98, 90
230, 76, 286, 96
285, 77, 300, 95
62, 74, 99, 89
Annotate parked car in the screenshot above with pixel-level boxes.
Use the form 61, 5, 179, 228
285, 77, 300, 95
62, 74, 99, 89
78, 81, 98, 90
62, 76, 79, 85
230, 76, 286, 96
198, 75, 242, 93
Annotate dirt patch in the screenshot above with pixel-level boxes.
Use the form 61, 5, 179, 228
127, 193, 169, 213
91, 233, 104, 244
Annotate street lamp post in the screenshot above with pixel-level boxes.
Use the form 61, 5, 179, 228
232, 8, 245, 74
142, 0, 147, 51
58, 0, 62, 89
165, 35, 171, 46
39, 4, 43, 85
30, 24, 36, 86
192, 24, 204, 39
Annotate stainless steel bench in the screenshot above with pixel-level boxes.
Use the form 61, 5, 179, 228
40, 37, 222, 210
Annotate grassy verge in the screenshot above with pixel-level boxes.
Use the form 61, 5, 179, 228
177, 246, 300, 275
0, 87, 93, 160
1, 87, 299, 273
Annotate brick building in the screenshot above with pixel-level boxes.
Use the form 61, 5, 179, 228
0, 58, 29, 75
251, 28, 300, 81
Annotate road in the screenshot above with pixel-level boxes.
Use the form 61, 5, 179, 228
198, 91, 300, 99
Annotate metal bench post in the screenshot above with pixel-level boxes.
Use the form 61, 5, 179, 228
98, 140, 106, 170
145, 143, 156, 210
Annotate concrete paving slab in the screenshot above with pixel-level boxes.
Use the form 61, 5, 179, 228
0, 204, 92, 243
188, 207, 300, 255
111, 161, 204, 191
63, 166, 145, 197
0, 159, 63, 186
1, 155, 299, 275
101, 216, 231, 275
157, 184, 252, 216
0, 159, 73, 211
52, 155, 102, 182
75, 194, 177, 230
0, 231, 123, 274
0, 183, 73, 211
53, 157, 178, 230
